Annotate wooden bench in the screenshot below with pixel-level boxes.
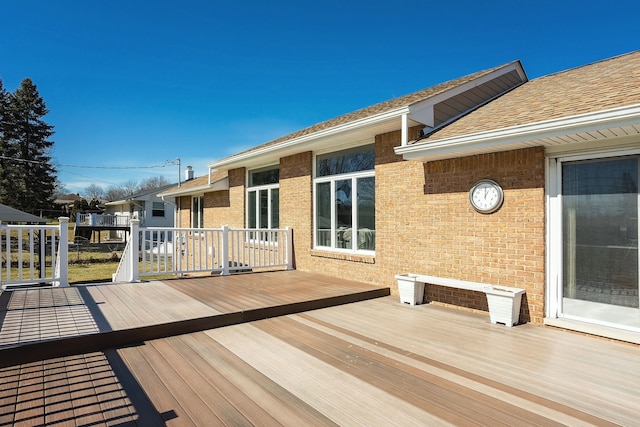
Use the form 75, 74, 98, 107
413, 274, 489, 293
397, 274, 525, 327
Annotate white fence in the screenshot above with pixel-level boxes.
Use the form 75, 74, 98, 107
0, 218, 69, 289
112, 220, 293, 283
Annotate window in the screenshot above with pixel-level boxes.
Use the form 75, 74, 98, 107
192, 196, 204, 228
152, 202, 165, 217
314, 145, 375, 252
247, 166, 279, 231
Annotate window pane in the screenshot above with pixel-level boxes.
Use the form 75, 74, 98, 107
271, 188, 279, 229
152, 202, 165, 217
192, 197, 204, 228
249, 167, 279, 186
191, 197, 197, 227
336, 179, 352, 249
248, 191, 256, 228
259, 189, 268, 228
316, 145, 374, 177
316, 182, 331, 246
357, 176, 375, 250
562, 157, 639, 321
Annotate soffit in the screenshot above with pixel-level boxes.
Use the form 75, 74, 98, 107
397, 104, 640, 162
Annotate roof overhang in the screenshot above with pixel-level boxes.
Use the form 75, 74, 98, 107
208, 62, 526, 171
160, 176, 230, 197
209, 107, 416, 171
395, 104, 640, 162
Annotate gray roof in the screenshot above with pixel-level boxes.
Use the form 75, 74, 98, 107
0, 204, 47, 224
106, 183, 178, 204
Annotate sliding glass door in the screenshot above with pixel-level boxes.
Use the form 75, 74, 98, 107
561, 155, 639, 329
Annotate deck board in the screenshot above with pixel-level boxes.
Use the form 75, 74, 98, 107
0, 270, 389, 368
1, 272, 639, 426
115, 299, 637, 426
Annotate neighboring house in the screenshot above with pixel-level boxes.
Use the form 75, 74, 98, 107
103, 184, 176, 234
0, 203, 46, 224
54, 193, 83, 216
160, 169, 229, 228
162, 51, 640, 344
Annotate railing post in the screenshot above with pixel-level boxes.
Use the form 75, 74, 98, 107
221, 225, 229, 276
129, 219, 140, 282
286, 226, 293, 270
55, 217, 69, 287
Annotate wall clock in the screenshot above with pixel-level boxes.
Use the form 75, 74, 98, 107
469, 179, 504, 214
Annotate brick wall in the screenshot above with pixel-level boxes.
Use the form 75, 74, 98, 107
175, 129, 546, 324
376, 135, 546, 323
176, 168, 245, 229
177, 196, 191, 228
279, 152, 313, 265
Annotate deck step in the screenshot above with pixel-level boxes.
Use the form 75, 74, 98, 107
0, 286, 389, 368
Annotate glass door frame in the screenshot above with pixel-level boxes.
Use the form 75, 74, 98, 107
547, 147, 640, 331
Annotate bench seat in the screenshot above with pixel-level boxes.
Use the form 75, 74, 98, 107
396, 274, 526, 327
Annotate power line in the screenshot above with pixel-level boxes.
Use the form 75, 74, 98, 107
57, 169, 121, 187
0, 155, 178, 170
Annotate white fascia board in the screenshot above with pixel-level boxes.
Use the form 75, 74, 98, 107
396, 104, 640, 161
209, 107, 410, 170
159, 177, 229, 198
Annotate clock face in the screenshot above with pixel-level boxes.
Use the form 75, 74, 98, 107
470, 179, 503, 213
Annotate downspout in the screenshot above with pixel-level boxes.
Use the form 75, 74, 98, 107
161, 195, 179, 227
401, 113, 409, 146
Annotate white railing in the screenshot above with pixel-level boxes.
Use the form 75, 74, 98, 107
76, 213, 130, 227
0, 217, 69, 289
112, 220, 293, 283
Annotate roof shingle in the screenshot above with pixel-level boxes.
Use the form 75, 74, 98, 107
422, 50, 640, 142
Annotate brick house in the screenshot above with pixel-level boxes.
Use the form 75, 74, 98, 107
161, 51, 640, 343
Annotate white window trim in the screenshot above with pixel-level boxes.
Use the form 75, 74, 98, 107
246, 166, 280, 246
191, 195, 204, 229
246, 183, 279, 229
313, 168, 375, 254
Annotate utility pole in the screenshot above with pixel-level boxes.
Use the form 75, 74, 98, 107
177, 158, 181, 187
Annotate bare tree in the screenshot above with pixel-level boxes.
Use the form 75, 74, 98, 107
120, 179, 139, 197
138, 176, 170, 192
105, 179, 138, 201
84, 183, 104, 200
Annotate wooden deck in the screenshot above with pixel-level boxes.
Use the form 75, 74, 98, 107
0, 271, 389, 366
1, 272, 640, 426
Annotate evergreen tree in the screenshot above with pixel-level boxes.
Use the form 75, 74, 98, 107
0, 79, 10, 205
1, 78, 56, 214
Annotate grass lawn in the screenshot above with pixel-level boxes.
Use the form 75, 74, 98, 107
69, 261, 121, 284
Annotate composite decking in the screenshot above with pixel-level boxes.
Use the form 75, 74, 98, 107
0, 271, 389, 366
1, 271, 640, 426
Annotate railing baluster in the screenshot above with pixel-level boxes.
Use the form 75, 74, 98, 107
6, 230, 11, 284
109, 225, 291, 283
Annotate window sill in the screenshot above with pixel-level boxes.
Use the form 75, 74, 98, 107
311, 249, 375, 264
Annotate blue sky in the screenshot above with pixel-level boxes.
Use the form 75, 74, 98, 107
1, 0, 638, 196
